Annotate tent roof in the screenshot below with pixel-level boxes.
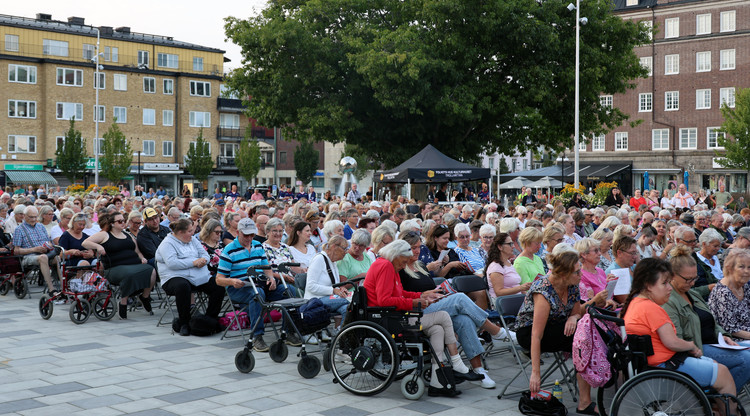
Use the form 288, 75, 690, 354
374, 144, 489, 183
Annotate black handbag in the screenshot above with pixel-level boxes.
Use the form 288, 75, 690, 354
518, 391, 568, 416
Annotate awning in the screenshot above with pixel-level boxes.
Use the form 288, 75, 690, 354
583, 164, 630, 180
5, 171, 58, 185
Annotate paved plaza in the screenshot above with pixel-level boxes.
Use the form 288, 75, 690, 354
0, 290, 577, 416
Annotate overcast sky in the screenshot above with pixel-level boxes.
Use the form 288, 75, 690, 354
4, 0, 268, 71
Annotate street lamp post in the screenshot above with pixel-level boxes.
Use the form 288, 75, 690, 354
93, 28, 102, 187
574, 0, 580, 190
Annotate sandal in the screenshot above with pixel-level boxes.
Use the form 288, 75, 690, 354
576, 403, 599, 416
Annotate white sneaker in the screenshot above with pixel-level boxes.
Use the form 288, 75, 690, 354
305, 335, 319, 345
451, 355, 470, 374
473, 367, 496, 389
492, 328, 517, 344
320, 330, 331, 342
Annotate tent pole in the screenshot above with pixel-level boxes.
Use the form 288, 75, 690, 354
407, 178, 411, 201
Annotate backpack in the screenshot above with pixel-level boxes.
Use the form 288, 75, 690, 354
189, 314, 225, 336
219, 311, 250, 330
572, 313, 619, 388
297, 298, 330, 332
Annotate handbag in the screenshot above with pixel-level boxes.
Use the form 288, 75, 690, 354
518, 391, 568, 416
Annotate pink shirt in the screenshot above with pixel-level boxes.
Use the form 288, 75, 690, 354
486, 261, 522, 301
579, 267, 607, 301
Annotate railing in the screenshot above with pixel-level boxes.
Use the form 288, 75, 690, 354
216, 156, 236, 168
217, 97, 243, 111
216, 127, 243, 140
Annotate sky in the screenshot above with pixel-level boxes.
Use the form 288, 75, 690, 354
4, 0, 269, 71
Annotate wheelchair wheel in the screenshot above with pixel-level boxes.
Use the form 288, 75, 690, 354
322, 347, 331, 372
0, 279, 10, 295
400, 376, 425, 400
38, 295, 53, 320
330, 321, 398, 396
610, 369, 712, 416
235, 349, 255, 373
269, 341, 288, 363
298, 355, 321, 379
92, 295, 116, 321
14, 278, 28, 299
597, 372, 626, 416
69, 298, 91, 324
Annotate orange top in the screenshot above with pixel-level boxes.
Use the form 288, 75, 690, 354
624, 297, 676, 366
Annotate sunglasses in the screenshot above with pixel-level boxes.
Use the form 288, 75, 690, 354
114, 219, 125, 224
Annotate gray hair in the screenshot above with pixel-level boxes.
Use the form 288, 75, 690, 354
498, 217, 518, 233
381, 219, 398, 234
674, 226, 695, 241
371, 225, 395, 247
453, 222, 471, 237
266, 217, 284, 233
485, 212, 499, 225
699, 227, 723, 245
552, 242, 577, 256
351, 229, 372, 247
462, 204, 473, 213
590, 226, 613, 241
365, 209, 380, 219
599, 216, 622, 230
39, 205, 54, 216
400, 219, 420, 233
479, 224, 496, 237
21, 205, 35, 216
736, 227, 750, 241
378, 239, 413, 262
322, 219, 344, 239
422, 219, 436, 238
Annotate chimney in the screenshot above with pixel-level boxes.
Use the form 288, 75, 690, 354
36, 13, 52, 21
67, 16, 85, 25
99, 26, 113, 35
115, 26, 130, 34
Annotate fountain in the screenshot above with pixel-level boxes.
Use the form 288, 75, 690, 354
337, 156, 358, 197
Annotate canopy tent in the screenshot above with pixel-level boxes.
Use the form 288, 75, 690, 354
374, 144, 490, 184
528, 176, 564, 189
498, 176, 533, 190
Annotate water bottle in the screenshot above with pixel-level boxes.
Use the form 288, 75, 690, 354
552, 379, 563, 402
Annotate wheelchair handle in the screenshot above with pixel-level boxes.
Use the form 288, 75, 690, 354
332, 276, 363, 289
246, 265, 271, 275
587, 305, 624, 326
277, 262, 300, 268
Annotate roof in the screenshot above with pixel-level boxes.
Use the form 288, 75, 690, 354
0, 14, 225, 54
374, 144, 490, 183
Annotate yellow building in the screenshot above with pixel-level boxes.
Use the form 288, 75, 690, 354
0, 13, 237, 194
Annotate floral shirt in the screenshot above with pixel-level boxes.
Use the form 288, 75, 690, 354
263, 242, 295, 267
597, 250, 614, 271
201, 242, 223, 277
708, 281, 750, 334
514, 276, 580, 330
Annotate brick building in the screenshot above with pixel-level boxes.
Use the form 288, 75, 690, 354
577, 0, 748, 194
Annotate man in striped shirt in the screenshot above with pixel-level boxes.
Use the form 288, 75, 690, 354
215, 218, 300, 352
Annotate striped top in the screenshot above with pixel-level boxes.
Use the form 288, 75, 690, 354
217, 237, 269, 279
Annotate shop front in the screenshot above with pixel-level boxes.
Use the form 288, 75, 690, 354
3, 163, 58, 191
632, 169, 682, 194
131, 163, 181, 196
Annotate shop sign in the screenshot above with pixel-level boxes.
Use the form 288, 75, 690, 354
4, 164, 42, 171
143, 163, 180, 171
85, 158, 100, 170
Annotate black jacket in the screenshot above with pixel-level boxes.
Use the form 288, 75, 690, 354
136, 225, 170, 260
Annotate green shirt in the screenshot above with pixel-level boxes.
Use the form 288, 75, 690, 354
513, 254, 546, 284
336, 252, 373, 280
715, 191, 732, 207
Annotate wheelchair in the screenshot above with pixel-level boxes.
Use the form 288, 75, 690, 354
588, 306, 746, 416
0, 244, 62, 299
325, 277, 458, 400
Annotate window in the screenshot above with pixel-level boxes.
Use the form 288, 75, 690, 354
8, 100, 36, 119
664, 18, 679, 38
56, 136, 65, 151
43, 39, 68, 56
720, 11, 736, 32
652, 129, 669, 150
279, 152, 287, 164
8, 135, 36, 153
8, 64, 36, 84
579, 140, 586, 151
707, 127, 725, 149
143, 77, 156, 93
643, 20, 653, 40
640, 56, 653, 76
626, 0, 638, 6
56, 102, 83, 120
592, 134, 605, 151
163, 110, 173, 126
639, 93, 652, 112
104, 46, 118, 62
720, 87, 735, 108
189, 81, 211, 97
665, 91, 679, 111
696, 51, 711, 72
163, 141, 174, 157
193, 57, 203, 71
94, 138, 105, 156
56, 67, 83, 86
696, 89, 711, 109
696, 14, 711, 35
615, 132, 628, 151
82, 43, 95, 60
94, 72, 105, 89
138, 50, 149, 67
157, 53, 178, 69
5, 34, 19, 51
488, 157, 495, 169
113, 106, 127, 123
163, 79, 173, 95
113, 74, 127, 91
665, 54, 679, 74
189, 111, 211, 127
143, 140, 155, 156
720, 49, 735, 70
221, 143, 239, 157
143, 109, 155, 125
189, 141, 212, 154
220, 114, 240, 128
599, 95, 613, 108
93, 105, 105, 122
679, 128, 697, 149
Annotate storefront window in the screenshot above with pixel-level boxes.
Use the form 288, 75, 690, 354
702, 174, 746, 192
731, 174, 747, 193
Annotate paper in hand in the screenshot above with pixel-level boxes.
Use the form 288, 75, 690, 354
611, 268, 632, 296
710, 335, 749, 350
604, 278, 618, 300
437, 250, 449, 263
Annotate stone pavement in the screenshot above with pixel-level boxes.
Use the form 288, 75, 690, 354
0, 290, 577, 416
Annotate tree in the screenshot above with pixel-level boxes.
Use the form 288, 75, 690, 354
293, 141, 320, 186
185, 128, 214, 183
224, 0, 650, 169
716, 88, 750, 179
236, 136, 261, 184
100, 122, 132, 185
55, 118, 88, 184
498, 158, 510, 175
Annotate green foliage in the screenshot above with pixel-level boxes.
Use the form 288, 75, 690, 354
717, 88, 750, 174
293, 141, 320, 186
100, 122, 132, 185
224, 0, 649, 169
498, 158, 510, 175
55, 118, 88, 184
237, 135, 261, 183
186, 129, 214, 182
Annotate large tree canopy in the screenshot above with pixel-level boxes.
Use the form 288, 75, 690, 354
225, 0, 649, 168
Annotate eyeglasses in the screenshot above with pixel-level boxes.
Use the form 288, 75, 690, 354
114, 219, 125, 224
675, 272, 698, 284
213, 230, 222, 235
678, 238, 697, 244
501, 242, 513, 246
624, 250, 638, 256
131, 221, 142, 226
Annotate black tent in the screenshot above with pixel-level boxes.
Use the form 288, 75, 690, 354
374, 144, 490, 183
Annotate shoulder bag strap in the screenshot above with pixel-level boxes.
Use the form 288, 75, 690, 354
321, 254, 337, 286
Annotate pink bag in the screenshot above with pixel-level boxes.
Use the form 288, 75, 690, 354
220, 311, 249, 330
573, 313, 619, 387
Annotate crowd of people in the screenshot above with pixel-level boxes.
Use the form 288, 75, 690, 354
2, 181, 750, 408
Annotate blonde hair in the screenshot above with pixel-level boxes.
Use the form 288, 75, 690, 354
518, 227, 542, 249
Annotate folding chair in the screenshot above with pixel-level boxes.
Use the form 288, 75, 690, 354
156, 290, 208, 328
220, 287, 250, 342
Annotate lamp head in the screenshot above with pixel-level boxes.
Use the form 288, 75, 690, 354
580, 17, 589, 25
567, 3, 576, 11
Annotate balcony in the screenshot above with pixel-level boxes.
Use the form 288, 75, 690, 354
216, 155, 274, 169
216, 126, 243, 141
217, 97, 244, 112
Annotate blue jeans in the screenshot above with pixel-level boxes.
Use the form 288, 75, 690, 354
425, 293, 488, 360
704, 344, 750, 388
227, 283, 288, 336
317, 296, 349, 322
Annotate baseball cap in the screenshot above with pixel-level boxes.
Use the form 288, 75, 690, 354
215, 199, 225, 206
238, 218, 258, 235
143, 208, 159, 220
370, 201, 381, 208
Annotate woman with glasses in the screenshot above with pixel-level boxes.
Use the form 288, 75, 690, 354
261, 218, 303, 288
453, 223, 485, 274
486, 232, 531, 303
696, 228, 725, 286
665, 245, 750, 389
590, 226, 615, 271
83, 212, 156, 319
125, 211, 143, 238
59, 213, 95, 267
50, 208, 74, 245
305, 235, 350, 330
368, 225, 395, 261
477, 223, 496, 261
39, 205, 57, 236
199, 218, 224, 278
575, 238, 616, 308
709, 249, 750, 341
337, 229, 373, 281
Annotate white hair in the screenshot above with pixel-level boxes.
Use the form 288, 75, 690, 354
498, 217, 518, 233
365, 209, 380, 219
381, 219, 398, 234
453, 222, 471, 237
378, 239, 413, 262
699, 228, 723, 245
322, 219, 344, 239
400, 219, 420, 233
479, 224, 497, 237
551, 242, 577, 256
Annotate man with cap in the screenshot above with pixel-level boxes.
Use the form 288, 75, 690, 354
582, 208, 596, 236
214, 199, 226, 224
137, 208, 170, 263
215, 218, 301, 352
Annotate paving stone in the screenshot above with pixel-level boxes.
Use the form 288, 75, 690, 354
156, 387, 224, 404
52, 343, 108, 353
30, 381, 89, 395
69, 394, 131, 409
145, 342, 201, 352
0, 329, 40, 337
0, 398, 47, 413
119, 331, 154, 337
320, 406, 372, 416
